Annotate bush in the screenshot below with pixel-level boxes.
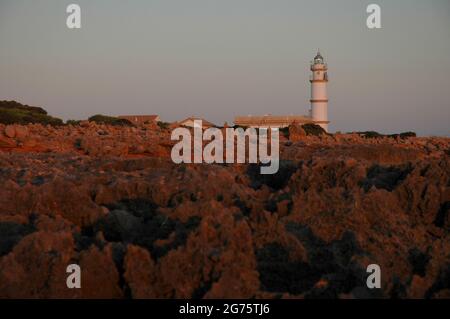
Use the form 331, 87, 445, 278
357, 131, 383, 139
0, 100, 47, 114
0, 100, 63, 126
279, 127, 290, 138
88, 114, 133, 126
157, 121, 170, 130
302, 123, 327, 136
66, 119, 81, 126
399, 132, 417, 139
358, 131, 416, 140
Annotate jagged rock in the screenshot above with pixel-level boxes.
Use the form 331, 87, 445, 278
124, 245, 158, 298
0, 124, 449, 298
289, 124, 306, 142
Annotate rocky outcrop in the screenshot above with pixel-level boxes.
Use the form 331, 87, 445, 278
0, 123, 173, 157
0, 124, 449, 298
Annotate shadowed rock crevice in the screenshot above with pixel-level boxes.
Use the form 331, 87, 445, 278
389, 277, 408, 299
256, 243, 319, 295
191, 280, 215, 299
265, 193, 293, 214
425, 265, 450, 298
247, 160, 298, 190
0, 220, 36, 256
434, 201, 450, 229
360, 164, 413, 192
408, 248, 430, 277
111, 242, 132, 299
73, 226, 97, 252
233, 197, 251, 217
282, 223, 379, 298
95, 199, 201, 260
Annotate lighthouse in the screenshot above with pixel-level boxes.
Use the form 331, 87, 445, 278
310, 50, 329, 132
233, 50, 331, 130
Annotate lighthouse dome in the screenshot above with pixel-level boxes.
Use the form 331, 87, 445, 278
314, 51, 324, 64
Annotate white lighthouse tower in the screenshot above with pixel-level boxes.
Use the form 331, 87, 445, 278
310, 50, 329, 132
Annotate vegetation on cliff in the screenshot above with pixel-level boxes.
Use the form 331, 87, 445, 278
356, 131, 417, 139
0, 101, 63, 126
88, 114, 133, 126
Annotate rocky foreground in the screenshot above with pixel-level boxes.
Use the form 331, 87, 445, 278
0, 122, 449, 298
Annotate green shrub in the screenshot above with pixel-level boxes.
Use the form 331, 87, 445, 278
358, 131, 417, 140
302, 123, 327, 136
357, 131, 383, 139
399, 132, 417, 139
0, 100, 63, 126
387, 132, 416, 139
0, 100, 47, 114
279, 127, 290, 138
66, 119, 81, 126
88, 114, 133, 126
157, 121, 170, 130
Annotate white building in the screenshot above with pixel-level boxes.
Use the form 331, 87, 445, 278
178, 117, 216, 129
234, 51, 330, 132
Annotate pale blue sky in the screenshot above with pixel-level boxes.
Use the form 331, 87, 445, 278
0, 0, 449, 135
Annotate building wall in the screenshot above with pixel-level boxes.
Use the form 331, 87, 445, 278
179, 119, 214, 128
311, 82, 327, 100
180, 119, 198, 128
311, 102, 328, 131
234, 116, 318, 129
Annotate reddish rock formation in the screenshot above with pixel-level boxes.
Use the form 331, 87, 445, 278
0, 123, 449, 299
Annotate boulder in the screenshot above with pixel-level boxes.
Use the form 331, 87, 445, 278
4, 125, 16, 138
15, 126, 29, 140
289, 124, 306, 142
